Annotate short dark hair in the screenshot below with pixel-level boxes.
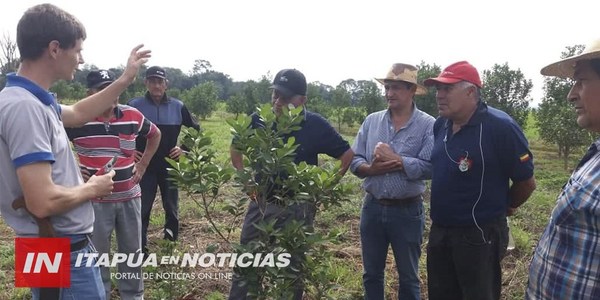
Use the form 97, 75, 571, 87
17, 3, 86, 61
590, 59, 600, 77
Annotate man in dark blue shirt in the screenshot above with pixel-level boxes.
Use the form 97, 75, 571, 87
424, 61, 536, 300
128, 66, 200, 253
228, 69, 354, 300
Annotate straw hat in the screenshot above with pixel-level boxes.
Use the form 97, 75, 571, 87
375, 63, 427, 95
541, 38, 600, 78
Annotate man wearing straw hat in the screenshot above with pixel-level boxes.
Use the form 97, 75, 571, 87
350, 63, 434, 299
527, 39, 600, 299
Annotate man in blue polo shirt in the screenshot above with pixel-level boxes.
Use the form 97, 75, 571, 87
228, 68, 354, 300
0, 3, 149, 300
424, 61, 536, 300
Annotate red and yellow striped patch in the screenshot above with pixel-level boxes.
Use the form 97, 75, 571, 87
519, 153, 531, 163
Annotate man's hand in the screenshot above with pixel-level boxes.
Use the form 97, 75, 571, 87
121, 44, 152, 84
80, 168, 91, 182
87, 170, 116, 198
507, 206, 517, 216
134, 150, 143, 163
132, 162, 148, 184
374, 142, 402, 163
369, 157, 403, 175
169, 146, 183, 160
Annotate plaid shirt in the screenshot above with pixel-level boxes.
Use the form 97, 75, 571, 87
526, 141, 600, 299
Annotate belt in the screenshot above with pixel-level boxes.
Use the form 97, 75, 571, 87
70, 237, 89, 252
371, 194, 422, 206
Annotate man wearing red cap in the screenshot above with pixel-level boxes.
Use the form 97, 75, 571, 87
424, 61, 536, 299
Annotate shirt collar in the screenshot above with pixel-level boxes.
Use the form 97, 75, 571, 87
385, 102, 418, 125
144, 91, 169, 103
6, 73, 57, 106
465, 101, 488, 126
5, 73, 61, 116
94, 105, 124, 122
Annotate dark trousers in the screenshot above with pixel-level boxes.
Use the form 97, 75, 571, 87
426, 217, 508, 300
140, 167, 179, 251
228, 201, 316, 300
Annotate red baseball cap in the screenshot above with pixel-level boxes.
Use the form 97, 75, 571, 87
424, 61, 482, 88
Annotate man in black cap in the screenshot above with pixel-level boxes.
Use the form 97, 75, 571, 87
127, 66, 199, 254
65, 69, 161, 300
228, 69, 354, 299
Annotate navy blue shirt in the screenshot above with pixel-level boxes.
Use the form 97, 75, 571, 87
237, 109, 350, 200
248, 109, 350, 164
430, 102, 534, 226
128, 92, 199, 170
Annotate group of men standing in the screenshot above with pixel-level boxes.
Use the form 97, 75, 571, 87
65, 65, 199, 299
2, 3, 600, 300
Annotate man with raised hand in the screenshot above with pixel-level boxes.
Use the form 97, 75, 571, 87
0, 3, 150, 299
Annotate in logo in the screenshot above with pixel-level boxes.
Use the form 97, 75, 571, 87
14, 238, 70, 287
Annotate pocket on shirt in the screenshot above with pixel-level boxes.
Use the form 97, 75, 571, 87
550, 178, 582, 227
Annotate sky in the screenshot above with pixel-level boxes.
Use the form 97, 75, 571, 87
1, 0, 599, 106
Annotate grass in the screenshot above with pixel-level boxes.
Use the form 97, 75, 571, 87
0, 106, 583, 299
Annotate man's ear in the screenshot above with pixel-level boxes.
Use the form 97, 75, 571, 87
48, 40, 60, 59
299, 95, 307, 105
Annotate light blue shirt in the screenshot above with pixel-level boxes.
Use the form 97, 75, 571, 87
351, 104, 434, 199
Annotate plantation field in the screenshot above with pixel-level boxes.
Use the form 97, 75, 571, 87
0, 108, 583, 299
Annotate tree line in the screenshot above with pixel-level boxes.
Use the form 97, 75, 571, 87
0, 34, 595, 167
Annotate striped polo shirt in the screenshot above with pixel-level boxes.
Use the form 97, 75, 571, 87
65, 104, 159, 202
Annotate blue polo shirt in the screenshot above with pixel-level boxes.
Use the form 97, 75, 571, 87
430, 102, 534, 226
248, 109, 350, 165
235, 109, 350, 201
0, 74, 93, 236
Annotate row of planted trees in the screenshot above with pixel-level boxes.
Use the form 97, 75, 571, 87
0, 31, 595, 165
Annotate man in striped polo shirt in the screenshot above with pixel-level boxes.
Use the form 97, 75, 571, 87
65, 70, 161, 300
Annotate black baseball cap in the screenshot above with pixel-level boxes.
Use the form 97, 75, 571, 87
86, 69, 115, 89
146, 66, 166, 79
270, 69, 307, 98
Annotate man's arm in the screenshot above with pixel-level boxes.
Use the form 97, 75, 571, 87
337, 148, 354, 176
16, 162, 115, 218
507, 176, 536, 215
354, 159, 403, 177
181, 105, 200, 130
133, 128, 161, 184
61, 45, 150, 127
230, 146, 244, 171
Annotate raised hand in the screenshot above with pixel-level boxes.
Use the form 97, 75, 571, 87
120, 44, 152, 84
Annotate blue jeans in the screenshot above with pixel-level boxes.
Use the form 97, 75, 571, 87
31, 238, 105, 300
360, 194, 424, 300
